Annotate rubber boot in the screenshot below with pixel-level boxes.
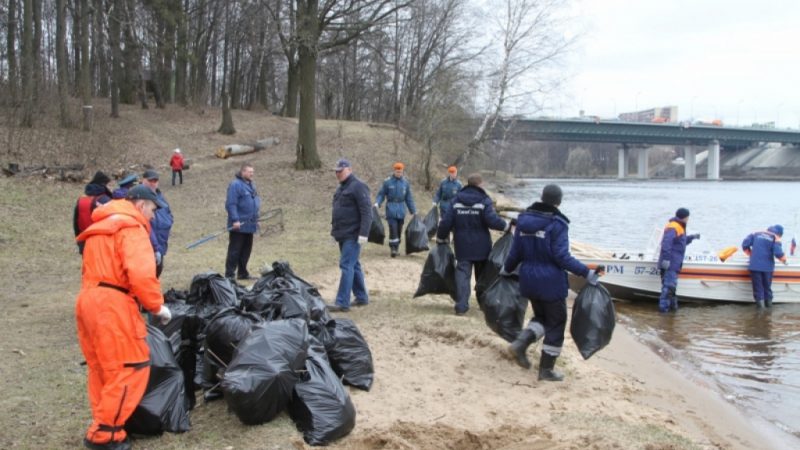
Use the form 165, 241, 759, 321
538, 353, 564, 382
390, 247, 398, 258
507, 328, 537, 369
755, 300, 765, 309
765, 298, 773, 308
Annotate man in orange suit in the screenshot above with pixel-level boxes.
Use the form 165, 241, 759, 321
75, 185, 172, 450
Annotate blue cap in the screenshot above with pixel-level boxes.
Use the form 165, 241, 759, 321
118, 174, 138, 188
333, 158, 351, 171
142, 169, 159, 180
126, 185, 166, 209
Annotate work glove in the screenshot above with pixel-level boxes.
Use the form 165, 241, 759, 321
155, 305, 172, 325
586, 269, 601, 286
373, 203, 379, 209
690, 234, 701, 240
436, 238, 449, 245
357, 235, 368, 245
155, 251, 162, 266
659, 260, 670, 271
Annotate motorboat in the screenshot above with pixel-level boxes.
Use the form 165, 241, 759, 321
568, 252, 800, 304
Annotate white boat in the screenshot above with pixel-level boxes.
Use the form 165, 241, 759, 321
568, 254, 800, 304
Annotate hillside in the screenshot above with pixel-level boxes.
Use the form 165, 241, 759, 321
0, 105, 770, 449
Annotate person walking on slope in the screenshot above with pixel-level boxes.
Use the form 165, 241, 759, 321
141, 170, 173, 278
504, 184, 603, 382
75, 185, 172, 450
658, 208, 700, 313
436, 173, 512, 316
433, 166, 462, 218
73, 171, 113, 255
329, 159, 372, 312
742, 225, 787, 308
225, 163, 261, 280
170, 148, 185, 186
375, 162, 416, 257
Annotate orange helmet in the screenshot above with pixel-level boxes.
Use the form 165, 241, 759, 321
393, 162, 404, 170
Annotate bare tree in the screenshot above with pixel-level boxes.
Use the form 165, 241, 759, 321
453, 0, 574, 167
6, 0, 18, 105
80, 0, 94, 130
57, 0, 72, 126
19, 0, 34, 127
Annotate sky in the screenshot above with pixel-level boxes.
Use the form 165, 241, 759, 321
541, 0, 800, 128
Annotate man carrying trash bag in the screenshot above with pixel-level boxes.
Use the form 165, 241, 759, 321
502, 184, 602, 382
436, 173, 511, 316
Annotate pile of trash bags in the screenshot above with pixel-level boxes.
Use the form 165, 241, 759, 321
144, 261, 373, 445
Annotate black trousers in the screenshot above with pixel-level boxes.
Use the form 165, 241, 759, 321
387, 218, 405, 250
225, 231, 253, 278
527, 298, 568, 356
172, 170, 183, 185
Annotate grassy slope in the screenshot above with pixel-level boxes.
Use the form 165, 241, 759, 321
0, 104, 697, 449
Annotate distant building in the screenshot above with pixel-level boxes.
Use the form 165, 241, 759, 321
619, 106, 679, 123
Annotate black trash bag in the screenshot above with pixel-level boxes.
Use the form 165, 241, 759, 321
149, 300, 196, 339
413, 244, 457, 301
475, 232, 514, 298
289, 353, 356, 446
187, 271, 238, 308
252, 261, 315, 292
126, 325, 191, 436
203, 308, 262, 386
422, 206, 439, 240
404, 215, 430, 255
240, 289, 282, 319
221, 319, 310, 425
570, 283, 615, 360
324, 318, 374, 391
251, 262, 332, 324
368, 206, 385, 245
164, 288, 189, 304
478, 274, 528, 343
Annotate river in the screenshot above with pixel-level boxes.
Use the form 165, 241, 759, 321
503, 179, 800, 443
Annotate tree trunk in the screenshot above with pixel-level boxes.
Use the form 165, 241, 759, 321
32, 0, 42, 109
93, 0, 109, 96
295, 44, 320, 169
80, 0, 93, 131
20, 0, 34, 127
218, 91, 236, 135
109, 0, 123, 118
175, 0, 188, 106
56, 0, 72, 126
284, 60, 299, 117
7, 0, 18, 105
121, 0, 139, 104
72, 0, 82, 96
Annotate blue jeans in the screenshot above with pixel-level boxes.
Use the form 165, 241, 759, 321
335, 239, 368, 307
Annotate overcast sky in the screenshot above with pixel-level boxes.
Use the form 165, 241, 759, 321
544, 0, 800, 128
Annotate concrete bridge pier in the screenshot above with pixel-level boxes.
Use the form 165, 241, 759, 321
707, 140, 720, 180
636, 147, 650, 179
618, 146, 630, 179
684, 147, 696, 179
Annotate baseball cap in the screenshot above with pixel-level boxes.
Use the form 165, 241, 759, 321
333, 158, 351, 172
118, 174, 138, 188
126, 185, 165, 208
142, 169, 159, 180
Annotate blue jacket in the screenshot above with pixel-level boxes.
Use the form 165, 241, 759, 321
226, 173, 261, 234
434, 177, 462, 216
150, 189, 173, 254
375, 176, 416, 220
658, 217, 696, 271
331, 174, 372, 242
437, 185, 508, 261
504, 202, 589, 302
742, 227, 785, 272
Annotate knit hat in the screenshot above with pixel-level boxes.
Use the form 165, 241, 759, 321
675, 208, 690, 219
393, 162, 405, 171
768, 224, 784, 237
541, 184, 563, 206
89, 170, 111, 186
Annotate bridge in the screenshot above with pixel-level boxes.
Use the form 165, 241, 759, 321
499, 119, 800, 179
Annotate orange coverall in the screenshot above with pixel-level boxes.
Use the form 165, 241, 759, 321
75, 200, 164, 445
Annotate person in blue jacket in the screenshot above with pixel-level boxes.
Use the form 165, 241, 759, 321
742, 225, 787, 308
503, 184, 602, 382
433, 166, 462, 218
658, 208, 700, 313
436, 173, 511, 316
328, 158, 372, 312
375, 162, 416, 257
225, 163, 261, 280
112, 173, 138, 199
142, 170, 173, 278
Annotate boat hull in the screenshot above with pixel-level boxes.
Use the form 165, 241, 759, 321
568, 258, 800, 304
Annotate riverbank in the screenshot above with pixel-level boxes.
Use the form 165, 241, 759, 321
0, 110, 786, 448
